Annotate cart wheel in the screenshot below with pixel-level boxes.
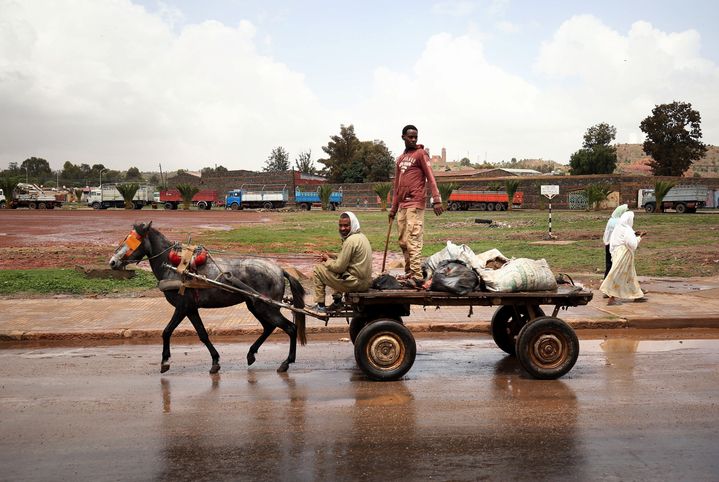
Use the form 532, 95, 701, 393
354, 319, 416, 381
516, 316, 579, 379
490, 305, 544, 356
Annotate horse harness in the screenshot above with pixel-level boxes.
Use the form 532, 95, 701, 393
117, 228, 212, 295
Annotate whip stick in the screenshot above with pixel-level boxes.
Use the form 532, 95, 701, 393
381, 219, 392, 273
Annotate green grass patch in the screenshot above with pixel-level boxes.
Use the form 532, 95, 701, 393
0, 269, 157, 296
204, 209, 719, 278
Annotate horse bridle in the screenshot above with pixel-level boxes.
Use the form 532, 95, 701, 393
115, 228, 174, 265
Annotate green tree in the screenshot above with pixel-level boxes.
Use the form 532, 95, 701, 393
505, 179, 520, 211
294, 150, 317, 175
653, 180, 676, 214
583, 123, 617, 148
320, 126, 393, 183
0, 176, 19, 207
358, 140, 394, 182
437, 182, 458, 210
176, 183, 199, 210
373, 182, 392, 211
569, 123, 617, 175
20, 157, 53, 183
263, 146, 290, 172
583, 183, 612, 211
640, 101, 707, 176
116, 183, 140, 209
319, 124, 362, 182
460, 158, 471, 166
318, 184, 334, 211
200, 165, 228, 175
125, 167, 143, 180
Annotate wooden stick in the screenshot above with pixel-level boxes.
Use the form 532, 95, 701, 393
381, 219, 392, 273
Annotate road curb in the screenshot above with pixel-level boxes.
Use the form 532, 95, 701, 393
3, 317, 719, 342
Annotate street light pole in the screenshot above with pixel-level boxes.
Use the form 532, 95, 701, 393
24, 166, 29, 184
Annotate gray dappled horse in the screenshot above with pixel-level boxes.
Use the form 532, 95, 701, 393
109, 222, 306, 374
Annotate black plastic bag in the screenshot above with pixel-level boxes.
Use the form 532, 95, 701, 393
429, 260, 479, 295
371, 274, 405, 290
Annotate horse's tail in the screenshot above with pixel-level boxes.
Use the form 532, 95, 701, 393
284, 270, 307, 345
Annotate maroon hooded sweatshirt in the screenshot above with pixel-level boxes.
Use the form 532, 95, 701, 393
390, 144, 441, 215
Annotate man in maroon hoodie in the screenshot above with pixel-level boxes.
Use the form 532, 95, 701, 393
389, 124, 443, 285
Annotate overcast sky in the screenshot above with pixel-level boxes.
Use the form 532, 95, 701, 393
1, 0, 717, 172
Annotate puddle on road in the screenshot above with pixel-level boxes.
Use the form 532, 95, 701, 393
581, 339, 716, 353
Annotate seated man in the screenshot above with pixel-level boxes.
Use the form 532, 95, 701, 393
310, 211, 372, 314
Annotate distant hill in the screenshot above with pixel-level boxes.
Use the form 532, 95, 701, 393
616, 143, 719, 177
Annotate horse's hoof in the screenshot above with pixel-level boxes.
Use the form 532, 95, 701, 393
277, 362, 289, 373
160, 364, 170, 373
247, 353, 256, 366
209, 364, 221, 374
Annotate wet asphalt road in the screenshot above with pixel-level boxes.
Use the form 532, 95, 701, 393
1, 332, 719, 481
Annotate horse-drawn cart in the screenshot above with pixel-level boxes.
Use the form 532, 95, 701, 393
330, 286, 593, 381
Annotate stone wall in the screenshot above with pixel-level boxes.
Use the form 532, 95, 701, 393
167, 170, 719, 209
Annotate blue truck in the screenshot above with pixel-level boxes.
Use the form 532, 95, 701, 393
225, 186, 288, 210
295, 186, 343, 211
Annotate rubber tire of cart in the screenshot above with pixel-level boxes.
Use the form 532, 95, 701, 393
515, 316, 579, 380
350, 315, 401, 344
491, 305, 544, 356
675, 203, 686, 214
354, 319, 416, 381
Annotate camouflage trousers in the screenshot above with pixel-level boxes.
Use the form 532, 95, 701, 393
397, 207, 425, 281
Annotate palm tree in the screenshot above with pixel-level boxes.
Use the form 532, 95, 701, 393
318, 184, 334, 211
654, 180, 676, 214
176, 183, 199, 210
504, 179, 520, 211
0, 176, 18, 208
373, 182, 392, 211
437, 182, 458, 210
116, 183, 139, 209
584, 183, 612, 211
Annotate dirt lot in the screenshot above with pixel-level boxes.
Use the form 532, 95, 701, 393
0, 209, 281, 270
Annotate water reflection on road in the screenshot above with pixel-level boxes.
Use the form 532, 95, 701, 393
1, 334, 718, 480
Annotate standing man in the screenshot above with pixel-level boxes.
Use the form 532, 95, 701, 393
389, 124, 443, 286
309, 211, 373, 315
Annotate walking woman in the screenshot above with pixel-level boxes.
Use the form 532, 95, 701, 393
603, 204, 628, 278
600, 211, 647, 305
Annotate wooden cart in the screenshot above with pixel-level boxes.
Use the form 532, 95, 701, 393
329, 286, 593, 381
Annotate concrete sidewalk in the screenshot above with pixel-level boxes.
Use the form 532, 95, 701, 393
1, 276, 719, 342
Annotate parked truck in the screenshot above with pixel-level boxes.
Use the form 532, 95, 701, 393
160, 189, 222, 210
294, 186, 343, 211
225, 186, 288, 210
87, 184, 154, 210
9, 183, 63, 209
639, 185, 708, 214
446, 190, 523, 211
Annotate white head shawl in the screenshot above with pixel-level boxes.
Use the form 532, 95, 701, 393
609, 211, 638, 255
603, 204, 628, 245
341, 211, 361, 239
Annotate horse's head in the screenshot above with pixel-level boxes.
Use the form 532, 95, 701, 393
109, 222, 153, 270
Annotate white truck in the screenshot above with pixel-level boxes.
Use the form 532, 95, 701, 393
0, 188, 5, 205
9, 183, 63, 209
87, 184, 154, 210
638, 185, 708, 214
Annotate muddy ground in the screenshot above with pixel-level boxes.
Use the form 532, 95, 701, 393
0, 209, 403, 277
0, 209, 276, 270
